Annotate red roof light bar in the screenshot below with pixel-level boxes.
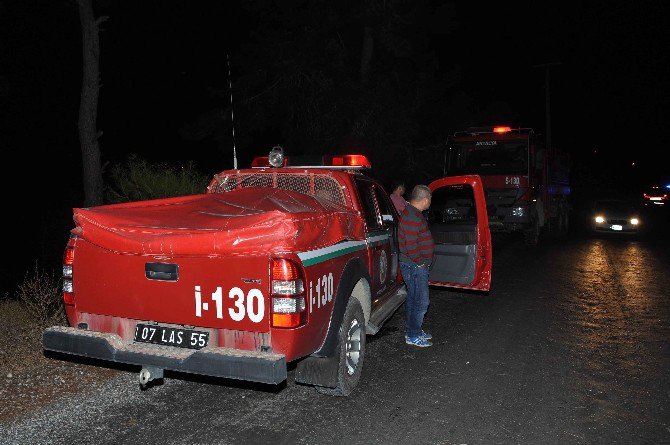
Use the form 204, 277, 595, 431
493, 126, 512, 133
323, 154, 371, 169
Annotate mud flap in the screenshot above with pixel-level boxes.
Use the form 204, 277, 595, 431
295, 258, 368, 388
294, 354, 339, 388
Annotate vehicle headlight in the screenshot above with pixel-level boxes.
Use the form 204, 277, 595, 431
595, 215, 605, 224
630, 218, 639, 225
511, 206, 526, 217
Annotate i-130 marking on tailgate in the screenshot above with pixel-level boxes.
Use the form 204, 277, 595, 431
194, 285, 265, 322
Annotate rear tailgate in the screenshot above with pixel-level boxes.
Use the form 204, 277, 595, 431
73, 238, 271, 333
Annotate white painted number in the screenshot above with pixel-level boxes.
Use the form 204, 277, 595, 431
212, 287, 223, 319
321, 275, 327, 306
247, 288, 265, 323
228, 287, 246, 322
193, 286, 265, 323
310, 272, 334, 313
505, 176, 520, 186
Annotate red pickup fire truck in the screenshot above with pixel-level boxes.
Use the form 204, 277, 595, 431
442, 126, 570, 245
43, 148, 492, 396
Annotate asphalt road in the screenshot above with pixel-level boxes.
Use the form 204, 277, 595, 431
3, 211, 669, 445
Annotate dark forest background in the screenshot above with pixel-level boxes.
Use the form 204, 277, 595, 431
1, 0, 668, 294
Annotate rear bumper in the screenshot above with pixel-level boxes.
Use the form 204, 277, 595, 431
43, 326, 287, 385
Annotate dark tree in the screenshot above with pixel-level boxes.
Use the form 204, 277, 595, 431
77, 0, 105, 206
179, 0, 464, 185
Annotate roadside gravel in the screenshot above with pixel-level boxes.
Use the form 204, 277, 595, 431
0, 301, 119, 426
0, 371, 159, 445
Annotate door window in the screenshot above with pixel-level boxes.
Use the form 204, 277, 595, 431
355, 179, 381, 230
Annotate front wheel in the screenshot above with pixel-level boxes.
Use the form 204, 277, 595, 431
524, 217, 540, 246
561, 211, 570, 235
315, 297, 366, 396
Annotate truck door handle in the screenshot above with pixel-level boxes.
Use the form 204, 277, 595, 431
145, 262, 179, 281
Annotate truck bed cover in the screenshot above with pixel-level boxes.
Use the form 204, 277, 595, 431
73, 188, 364, 256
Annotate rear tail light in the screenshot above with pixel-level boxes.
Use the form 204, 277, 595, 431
644, 193, 668, 201
271, 258, 306, 328
63, 235, 77, 306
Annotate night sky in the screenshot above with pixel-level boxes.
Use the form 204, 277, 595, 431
1, 0, 668, 292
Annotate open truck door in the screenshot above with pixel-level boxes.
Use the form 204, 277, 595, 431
426, 175, 492, 292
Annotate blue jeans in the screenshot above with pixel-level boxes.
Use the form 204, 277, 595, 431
400, 262, 430, 338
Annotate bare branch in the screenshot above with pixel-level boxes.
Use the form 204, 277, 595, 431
246, 76, 287, 102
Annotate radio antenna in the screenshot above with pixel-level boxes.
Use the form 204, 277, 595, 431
227, 54, 238, 169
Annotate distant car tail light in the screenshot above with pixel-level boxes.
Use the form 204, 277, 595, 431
271, 258, 306, 328
63, 235, 77, 306
644, 193, 668, 201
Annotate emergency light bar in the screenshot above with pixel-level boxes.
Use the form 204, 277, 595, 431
493, 126, 512, 133
454, 126, 533, 137
251, 156, 285, 168
323, 154, 371, 168
251, 152, 371, 169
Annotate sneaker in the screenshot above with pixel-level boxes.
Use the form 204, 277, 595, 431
405, 331, 432, 341
406, 335, 432, 347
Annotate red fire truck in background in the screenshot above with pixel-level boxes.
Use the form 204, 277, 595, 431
441, 126, 570, 245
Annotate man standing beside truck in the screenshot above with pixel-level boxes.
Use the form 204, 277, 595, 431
390, 180, 407, 212
398, 185, 435, 347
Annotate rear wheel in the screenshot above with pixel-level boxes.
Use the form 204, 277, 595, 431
315, 297, 365, 396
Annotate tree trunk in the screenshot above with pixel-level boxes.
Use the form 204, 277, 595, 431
77, 0, 104, 206
360, 26, 374, 86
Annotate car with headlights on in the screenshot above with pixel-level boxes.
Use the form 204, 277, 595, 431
642, 184, 669, 207
591, 198, 641, 235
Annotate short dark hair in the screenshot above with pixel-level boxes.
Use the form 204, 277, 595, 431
391, 180, 405, 191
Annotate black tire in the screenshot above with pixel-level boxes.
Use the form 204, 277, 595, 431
548, 216, 560, 238
549, 212, 565, 239
562, 212, 570, 235
524, 217, 540, 246
315, 297, 366, 396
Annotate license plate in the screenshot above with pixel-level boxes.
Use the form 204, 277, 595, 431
611, 225, 623, 231
134, 323, 209, 350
